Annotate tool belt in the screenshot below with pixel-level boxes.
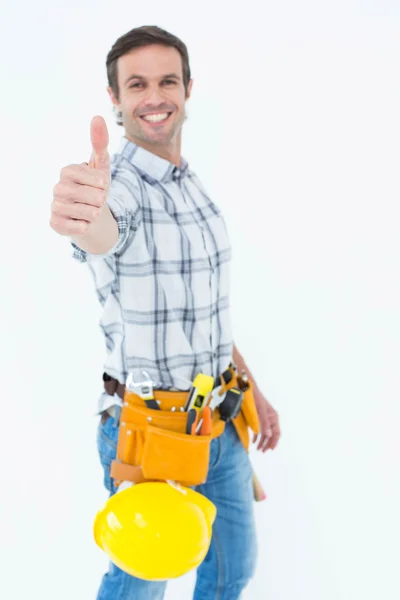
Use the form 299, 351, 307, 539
104, 368, 260, 488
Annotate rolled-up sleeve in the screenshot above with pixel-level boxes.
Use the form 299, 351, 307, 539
70, 164, 142, 263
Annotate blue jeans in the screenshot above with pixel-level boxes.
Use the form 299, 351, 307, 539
96, 415, 258, 600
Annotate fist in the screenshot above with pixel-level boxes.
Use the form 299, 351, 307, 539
50, 116, 111, 237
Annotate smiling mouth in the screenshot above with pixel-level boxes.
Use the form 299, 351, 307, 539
140, 112, 172, 125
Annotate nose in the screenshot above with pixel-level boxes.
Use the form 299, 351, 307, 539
143, 83, 166, 108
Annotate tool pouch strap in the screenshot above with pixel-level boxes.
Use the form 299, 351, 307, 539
228, 371, 260, 452
235, 376, 260, 436
110, 461, 147, 485
111, 389, 225, 488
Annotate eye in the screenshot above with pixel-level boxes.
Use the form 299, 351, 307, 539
163, 79, 176, 85
129, 82, 143, 89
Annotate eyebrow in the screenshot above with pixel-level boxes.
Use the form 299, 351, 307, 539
124, 73, 181, 86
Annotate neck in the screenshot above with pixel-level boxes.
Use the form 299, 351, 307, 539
125, 133, 182, 167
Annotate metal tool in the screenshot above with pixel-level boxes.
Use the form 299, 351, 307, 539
206, 364, 235, 410
207, 384, 226, 411
126, 370, 161, 410
207, 364, 244, 412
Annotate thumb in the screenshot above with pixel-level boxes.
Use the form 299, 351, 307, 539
88, 115, 110, 174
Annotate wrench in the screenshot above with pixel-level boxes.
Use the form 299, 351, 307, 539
126, 370, 160, 410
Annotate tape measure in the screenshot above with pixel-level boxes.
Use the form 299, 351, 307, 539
184, 373, 214, 412
218, 388, 244, 422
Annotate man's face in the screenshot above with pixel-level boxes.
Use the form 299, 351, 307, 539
110, 44, 192, 148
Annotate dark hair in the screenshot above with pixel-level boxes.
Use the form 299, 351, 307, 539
106, 25, 191, 102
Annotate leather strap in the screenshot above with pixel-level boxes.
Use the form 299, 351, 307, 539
110, 460, 147, 485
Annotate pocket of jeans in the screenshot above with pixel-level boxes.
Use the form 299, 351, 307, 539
97, 415, 118, 492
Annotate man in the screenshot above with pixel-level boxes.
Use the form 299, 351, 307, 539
50, 25, 281, 600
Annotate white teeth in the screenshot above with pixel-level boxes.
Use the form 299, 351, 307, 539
142, 113, 169, 123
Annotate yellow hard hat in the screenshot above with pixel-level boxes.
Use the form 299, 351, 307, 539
94, 482, 216, 581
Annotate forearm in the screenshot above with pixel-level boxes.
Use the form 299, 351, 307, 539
71, 204, 118, 255
232, 344, 262, 399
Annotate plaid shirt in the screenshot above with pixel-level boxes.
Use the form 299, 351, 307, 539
71, 137, 233, 409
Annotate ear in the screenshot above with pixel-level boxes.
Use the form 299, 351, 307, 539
186, 79, 194, 100
107, 86, 120, 109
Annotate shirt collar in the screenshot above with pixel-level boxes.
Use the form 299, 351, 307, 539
117, 137, 189, 183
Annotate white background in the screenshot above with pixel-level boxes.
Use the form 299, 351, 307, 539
0, 1, 399, 599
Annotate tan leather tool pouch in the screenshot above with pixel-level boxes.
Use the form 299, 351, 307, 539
111, 391, 224, 487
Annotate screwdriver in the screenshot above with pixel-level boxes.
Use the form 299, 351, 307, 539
198, 405, 212, 435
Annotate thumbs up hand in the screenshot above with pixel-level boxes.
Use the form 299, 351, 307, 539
88, 115, 111, 175
50, 116, 111, 237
